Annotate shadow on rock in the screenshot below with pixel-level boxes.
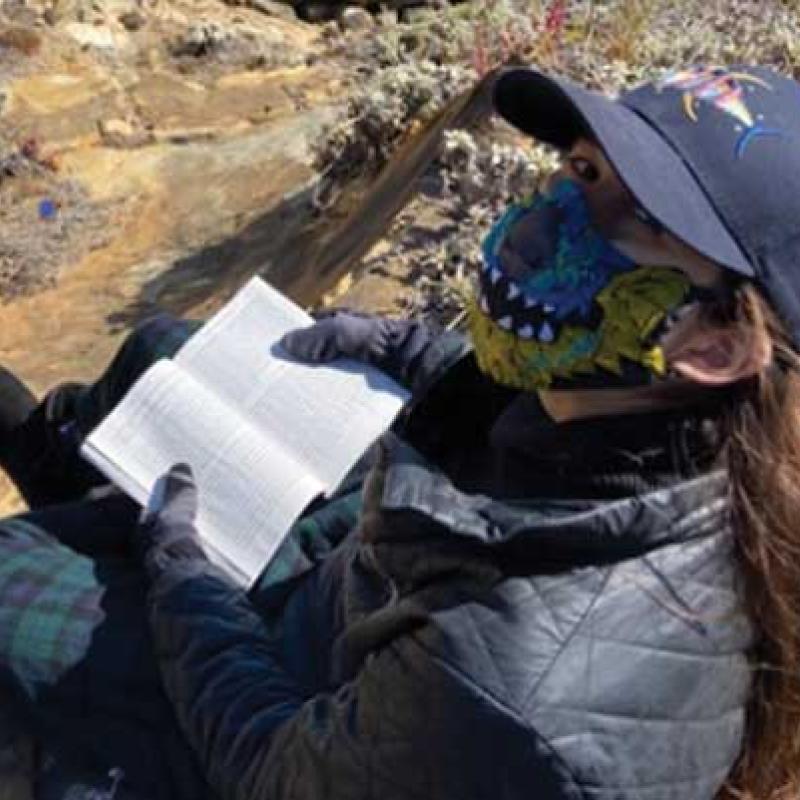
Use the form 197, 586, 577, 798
108, 72, 494, 329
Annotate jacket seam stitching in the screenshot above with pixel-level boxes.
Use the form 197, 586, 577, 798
523, 578, 569, 641
408, 634, 588, 800
537, 703, 744, 725
567, 631, 745, 660
521, 565, 613, 800
520, 567, 613, 713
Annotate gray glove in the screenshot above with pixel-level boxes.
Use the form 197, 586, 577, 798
136, 463, 207, 572
279, 311, 433, 388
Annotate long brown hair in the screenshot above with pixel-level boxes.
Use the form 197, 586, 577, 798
715, 284, 800, 799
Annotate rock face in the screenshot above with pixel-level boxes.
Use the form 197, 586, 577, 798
0, 0, 350, 517
0, 0, 491, 519
0, 1, 345, 378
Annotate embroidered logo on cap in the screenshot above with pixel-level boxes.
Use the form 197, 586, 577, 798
657, 66, 782, 158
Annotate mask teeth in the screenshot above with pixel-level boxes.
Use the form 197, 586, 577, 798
481, 300, 559, 342
506, 275, 549, 315
518, 324, 534, 340
479, 269, 560, 340
538, 322, 555, 343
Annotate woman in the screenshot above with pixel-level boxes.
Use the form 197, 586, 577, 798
1, 64, 799, 799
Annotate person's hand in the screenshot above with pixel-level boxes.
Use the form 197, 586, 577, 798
279, 311, 432, 386
135, 463, 206, 569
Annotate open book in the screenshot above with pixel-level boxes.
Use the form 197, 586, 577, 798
82, 278, 410, 586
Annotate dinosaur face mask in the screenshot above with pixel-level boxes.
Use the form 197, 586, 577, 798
468, 179, 696, 392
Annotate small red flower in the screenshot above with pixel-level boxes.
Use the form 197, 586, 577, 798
544, 0, 568, 39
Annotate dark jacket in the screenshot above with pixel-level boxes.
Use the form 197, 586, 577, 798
143, 334, 753, 800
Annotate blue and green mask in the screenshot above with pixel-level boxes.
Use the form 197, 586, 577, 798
469, 179, 696, 391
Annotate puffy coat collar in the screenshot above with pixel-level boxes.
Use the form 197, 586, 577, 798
374, 433, 728, 569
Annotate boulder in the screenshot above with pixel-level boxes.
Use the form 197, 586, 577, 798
98, 117, 152, 147
249, 0, 298, 20
0, 5, 347, 427
118, 9, 147, 31
338, 6, 373, 32
170, 22, 230, 57
64, 23, 119, 51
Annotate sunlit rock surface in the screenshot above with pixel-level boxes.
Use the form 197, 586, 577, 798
0, 0, 351, 516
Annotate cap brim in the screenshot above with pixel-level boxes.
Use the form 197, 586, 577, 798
492, 68, 754, 278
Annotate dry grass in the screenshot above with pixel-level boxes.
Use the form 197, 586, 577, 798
328, 0, 800, 126
311, 0, 800, 329
317, 0, 800, 194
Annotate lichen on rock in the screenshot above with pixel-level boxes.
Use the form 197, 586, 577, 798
0, 158, 111, 298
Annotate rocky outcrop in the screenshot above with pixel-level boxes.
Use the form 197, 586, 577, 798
0, 0, 353, 519
0, 0, 343, 376
0, 0, 494, 516
0, 0, 544, 531
0, 0, 534, 525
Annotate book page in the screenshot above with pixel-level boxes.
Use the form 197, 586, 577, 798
83, 359, 324, 585
176, 278, 410, 490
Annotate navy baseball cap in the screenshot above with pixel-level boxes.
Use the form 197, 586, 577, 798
492, 65, 800, 347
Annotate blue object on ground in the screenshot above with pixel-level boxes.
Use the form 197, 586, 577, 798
38, 199, 57, 220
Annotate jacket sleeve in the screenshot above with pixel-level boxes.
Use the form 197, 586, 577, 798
145, 554, 558, 800
404, 329, 472, 398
